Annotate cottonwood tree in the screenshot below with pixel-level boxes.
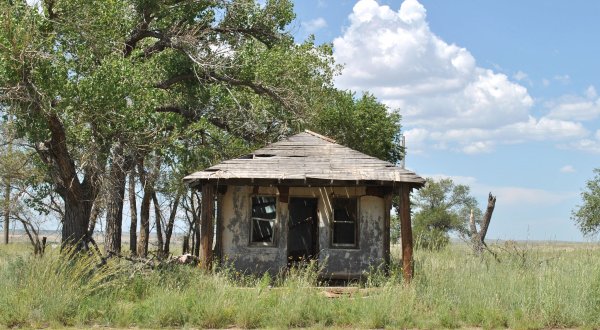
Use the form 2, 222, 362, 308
310, 91, 404, 163
572, 168, 600, 236
0, 0, 336, 252
412, 178, 480, 250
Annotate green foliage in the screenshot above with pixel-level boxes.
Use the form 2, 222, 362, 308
572, 168, 600, 236
413, 178, 480, 250
310, 90, 404, 163
0, 0, 342, 243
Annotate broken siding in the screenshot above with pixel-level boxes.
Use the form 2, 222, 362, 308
313, 190, 385, 278
220, 186, 288, 274
220, 185, 386, 277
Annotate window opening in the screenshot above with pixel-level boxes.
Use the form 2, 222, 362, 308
332, 198, 358, 247
251, 196, 277, 243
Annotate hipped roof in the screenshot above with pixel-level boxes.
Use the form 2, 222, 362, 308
184, 130, 425, 188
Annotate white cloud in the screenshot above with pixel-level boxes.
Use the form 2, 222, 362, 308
332, 0, 599, 154
585, 86, 597, 99
562, 130, 600, 153
554, 74, 571, 84
424, 174, 577, 207
301, 17, 328, 33
546, 86, 600, 121
513, 71, 528, 81
492, 186, 577, 206
332, 0, 567, 154
560, 165, 576, 173
462, 141, 493, 154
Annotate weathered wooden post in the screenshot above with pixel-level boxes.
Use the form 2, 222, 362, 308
200, 184, 215, 270
213, 186, 226, 262
399, 183, 414, 282
383, 192, 393, 266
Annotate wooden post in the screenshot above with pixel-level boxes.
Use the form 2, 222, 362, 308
214, 190, 224, 262
200, 184, 215, 270
399, 183, 414, 282
383, 193, 392, 266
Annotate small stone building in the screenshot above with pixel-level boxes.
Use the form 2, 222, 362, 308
184, 130, 425, 280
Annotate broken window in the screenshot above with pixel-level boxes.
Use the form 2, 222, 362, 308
332, 198, 358, 247
251, 196, 277, 244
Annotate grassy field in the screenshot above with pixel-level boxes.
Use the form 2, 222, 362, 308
1, 241, 600, 329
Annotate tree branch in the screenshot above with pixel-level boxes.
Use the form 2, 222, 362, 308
154, 73, 195, 89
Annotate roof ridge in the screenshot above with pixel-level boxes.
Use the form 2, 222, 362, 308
303, 129, 337, 143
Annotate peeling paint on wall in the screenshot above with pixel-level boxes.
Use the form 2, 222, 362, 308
220, 185, 387, 278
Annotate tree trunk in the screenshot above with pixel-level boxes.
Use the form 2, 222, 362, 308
128, 169, 138, 256
3, 178, 10, 244
62, 191, 93, 248
182, 235, 189, 254
163, 192, 181, 255
191, 192, 201, 257
38, 113, 98, 250
137, 184, 151, 257
104, 142, 128, 255
151, 192, 164, 257
471, 193, 497, 255
87, 198, 101, 238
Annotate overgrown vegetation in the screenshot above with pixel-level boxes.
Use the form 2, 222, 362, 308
2, 242, 600, 329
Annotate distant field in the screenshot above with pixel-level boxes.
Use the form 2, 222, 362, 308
1, 241, 600, 329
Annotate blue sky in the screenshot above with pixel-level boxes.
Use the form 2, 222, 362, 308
292, 0, 600, 241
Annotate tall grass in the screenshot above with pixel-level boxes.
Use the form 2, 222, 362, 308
1, 242, 600, 328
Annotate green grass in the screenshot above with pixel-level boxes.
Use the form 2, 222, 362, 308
1, 242, 600, 328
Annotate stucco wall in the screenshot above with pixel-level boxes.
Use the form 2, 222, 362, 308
220, 185, 386, 277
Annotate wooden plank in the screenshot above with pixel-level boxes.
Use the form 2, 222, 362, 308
183, 131, 426, 188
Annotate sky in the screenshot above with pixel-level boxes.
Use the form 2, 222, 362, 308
291, 0, 600, 241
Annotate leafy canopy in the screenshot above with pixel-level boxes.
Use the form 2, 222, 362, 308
309, 91, 404, 163
572, 168, 600, 236
412, 178, 480, 250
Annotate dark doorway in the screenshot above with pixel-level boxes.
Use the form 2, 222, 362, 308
288, 198, 319, 266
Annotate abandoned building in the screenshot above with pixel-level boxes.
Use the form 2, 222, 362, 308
183, 130, 425, 280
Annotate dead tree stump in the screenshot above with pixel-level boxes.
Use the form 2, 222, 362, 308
470, 193, 496, 255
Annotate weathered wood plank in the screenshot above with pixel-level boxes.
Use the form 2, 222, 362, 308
184, 131, 425, 187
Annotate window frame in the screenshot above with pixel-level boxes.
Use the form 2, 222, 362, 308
248, 194, 278, 247
330, 197, 359, 249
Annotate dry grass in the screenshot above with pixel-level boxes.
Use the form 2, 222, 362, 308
1, 241, 599, 328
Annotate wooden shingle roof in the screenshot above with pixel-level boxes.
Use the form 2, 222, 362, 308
184, 130, 425, 188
